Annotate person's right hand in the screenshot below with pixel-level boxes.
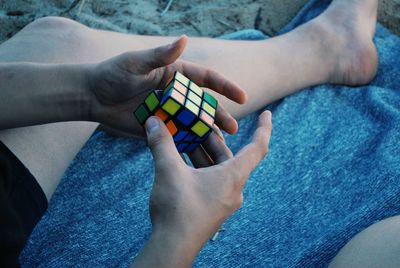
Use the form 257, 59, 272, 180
132, 111, 272, 268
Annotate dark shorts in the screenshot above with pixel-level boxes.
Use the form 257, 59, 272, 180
0, 141, 48, 267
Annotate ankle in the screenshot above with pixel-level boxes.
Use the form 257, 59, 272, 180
310, 8, 378, 86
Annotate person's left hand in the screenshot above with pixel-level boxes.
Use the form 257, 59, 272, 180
87, 36, 247, 138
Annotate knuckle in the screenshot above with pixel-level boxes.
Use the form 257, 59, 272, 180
232, 176, 244, 191
228, 166, 243, 182
153, 46, 168, 64
204, 69, 215, 85
254, 139, 269, 160
207, 69, 216, 77
148, 131, 169, 149
260, 139, 269, 158
225, 171, 246, 193
223, 192, 243, 212
234, 194, 244, 210
123, 51, 137, 64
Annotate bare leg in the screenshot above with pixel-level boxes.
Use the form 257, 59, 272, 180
0, 19, 102, 200
2, 1, 392, 265
0, 0, 378, 201
329, 216, 400, 268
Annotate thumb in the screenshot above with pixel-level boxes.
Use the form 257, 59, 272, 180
145, 116, 183, 171
140, 35, 187, 73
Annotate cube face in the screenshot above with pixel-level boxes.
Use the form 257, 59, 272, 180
162, 98, 181, 116
144, 91, 160, 112
189, 82, 203, 97
134, 90, 163, 125
134, 105, 150, 125
184, 99, 200, 116
203, 92, 218, 108
154, 108, 169, 121
166, 120, 178, 136
175, 72, 190, 86
176, 109, 196, 126
191, 120, 210, 137
134, 72, 218, 153
202, 101, 216, 117
187, 91, 202, 106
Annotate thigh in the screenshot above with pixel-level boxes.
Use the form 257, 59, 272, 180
329, 215, 400, 268
0, 17, 181, 200
0, 17, 99, 200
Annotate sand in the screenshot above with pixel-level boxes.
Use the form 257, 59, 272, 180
379, 0, 400, 34
0, 0, 399, 44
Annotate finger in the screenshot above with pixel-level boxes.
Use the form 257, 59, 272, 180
139, 36, 188, 73
177, 60, 248, 104
202, 128, 233, 164
145, 116, 183, 171
212, 124, 225, 142
214, 103, 238, 135
187, 145, 214, 168
223, 111, 272, 179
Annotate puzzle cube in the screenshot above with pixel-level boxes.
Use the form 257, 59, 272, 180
134, 72, 218, 153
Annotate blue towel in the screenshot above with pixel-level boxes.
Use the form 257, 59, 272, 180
21, 0, 400, 267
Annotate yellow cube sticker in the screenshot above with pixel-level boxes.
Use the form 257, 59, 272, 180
162, 98, 181, 116
191, 120, 210, 137
202, 102, 216, 117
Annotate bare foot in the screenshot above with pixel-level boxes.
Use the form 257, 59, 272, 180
311, 0, 378, 86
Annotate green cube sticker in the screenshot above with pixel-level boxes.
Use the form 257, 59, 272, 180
191, 120, 210, 137
134, 104, 150, 124
145, 92, 160, 112
189, 82, 203, 97
175, 72, 190, 86
162, 98, 181, 116
203, 92, 218, 108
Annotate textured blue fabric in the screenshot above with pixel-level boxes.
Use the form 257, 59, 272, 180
20, 0, 400, 267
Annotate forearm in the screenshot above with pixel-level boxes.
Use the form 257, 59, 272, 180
0, 62, 90, 129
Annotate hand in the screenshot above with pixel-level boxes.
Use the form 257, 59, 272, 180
132, 111, 272, 268
87, 36, 247, 137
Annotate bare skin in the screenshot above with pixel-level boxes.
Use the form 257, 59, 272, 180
132, 112, 272, 268
0, 0, 378, 199
0, 0, 392, 266
0, 35, 268, 267
329, 216, 400, 268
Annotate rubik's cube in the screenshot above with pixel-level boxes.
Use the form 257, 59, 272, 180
134, 72, 218, 153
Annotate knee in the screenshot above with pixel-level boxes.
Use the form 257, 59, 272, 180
23, 16, 88, 38
20, 16, 91, 47
27, 16, 84, 31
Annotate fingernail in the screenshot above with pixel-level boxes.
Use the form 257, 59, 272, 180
145, 117, 160, 134
171, 36, 181, 47
266, 110, 272, 118
263, 110, 272, 123
171, 35, 186, 47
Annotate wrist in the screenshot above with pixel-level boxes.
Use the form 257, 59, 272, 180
0, 62, 92, 129
53, 63, 93, 122
34, 63, 92, 122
